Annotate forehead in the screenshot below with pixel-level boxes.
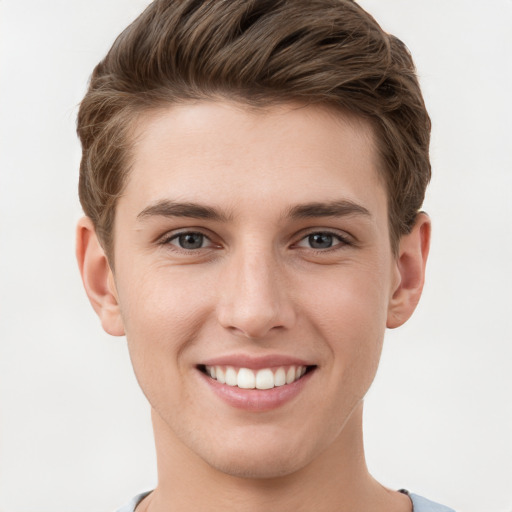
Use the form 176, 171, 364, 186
120, 100, 386, 222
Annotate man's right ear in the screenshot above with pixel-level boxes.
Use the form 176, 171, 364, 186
76, 217, 125, 336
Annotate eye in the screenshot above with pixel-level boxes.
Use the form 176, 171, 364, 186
295, 231, 349, 250
166, 231, 213, 250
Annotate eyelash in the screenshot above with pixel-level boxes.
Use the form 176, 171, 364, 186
294, 231, 352, 252
159, 231, 215, 252
158, 229, 352, 253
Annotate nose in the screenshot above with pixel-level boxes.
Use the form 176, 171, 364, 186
216, 245, 296, 340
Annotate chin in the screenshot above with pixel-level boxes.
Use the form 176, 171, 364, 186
193, 430, 316, 480
205, 451, 305, 480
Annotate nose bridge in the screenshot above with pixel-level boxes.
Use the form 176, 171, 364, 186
217, 240, 295, 338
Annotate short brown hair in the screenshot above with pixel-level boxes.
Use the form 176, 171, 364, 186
77, 0, 431, 259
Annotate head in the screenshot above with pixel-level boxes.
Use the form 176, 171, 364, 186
77, 0, 431, 262
76, 0, 432, 483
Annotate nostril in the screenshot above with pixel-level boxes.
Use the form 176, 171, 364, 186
216, 271, 296, 338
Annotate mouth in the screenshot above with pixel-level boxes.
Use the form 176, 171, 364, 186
198, 364, 315, 390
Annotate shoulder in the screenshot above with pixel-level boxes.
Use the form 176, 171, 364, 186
115, 491, 152, 512
407, 492, 456, 512
116, 490, 456, 512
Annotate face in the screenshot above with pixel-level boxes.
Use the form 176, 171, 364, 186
109, 101, 402, 478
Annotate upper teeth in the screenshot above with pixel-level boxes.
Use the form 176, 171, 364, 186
205, 365, 307, 389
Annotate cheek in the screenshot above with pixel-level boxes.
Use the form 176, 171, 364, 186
116, 267, 213, 374
301, 264, 390, 376
304, 262, 390, 333
119, 260, 209, 326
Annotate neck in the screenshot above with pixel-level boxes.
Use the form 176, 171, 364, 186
139, 402, 411, 512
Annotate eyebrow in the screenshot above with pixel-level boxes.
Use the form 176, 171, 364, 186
136, 199, 371, 223
285, 200, 371, 220
137, 200, 231, 222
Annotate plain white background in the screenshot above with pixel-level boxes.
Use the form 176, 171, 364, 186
0, 1, 511, 511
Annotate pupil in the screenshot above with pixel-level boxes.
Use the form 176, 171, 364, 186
179, 233, 203, 249
309, 233, 333, 249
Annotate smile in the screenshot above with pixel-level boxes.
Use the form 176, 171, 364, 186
203, 365, 308, 389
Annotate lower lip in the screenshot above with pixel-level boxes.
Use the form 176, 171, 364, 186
198, 369, 314, 412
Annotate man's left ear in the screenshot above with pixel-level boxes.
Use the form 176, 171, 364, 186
387, 212, 431, 329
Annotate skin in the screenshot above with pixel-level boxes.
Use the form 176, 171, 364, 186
77, 101, 430, 512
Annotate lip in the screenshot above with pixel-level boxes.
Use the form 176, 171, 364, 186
197, 357, 316, 412
199, 354, 313, 370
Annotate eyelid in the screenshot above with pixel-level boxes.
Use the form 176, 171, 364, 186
158, 228, 219, 249
155, 227, 353, 252
293, 229, 353, 249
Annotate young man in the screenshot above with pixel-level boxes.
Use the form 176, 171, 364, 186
76, 1, 455, 510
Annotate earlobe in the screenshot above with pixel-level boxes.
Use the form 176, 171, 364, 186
387, 213, 431, 329
76, 217, 125, 336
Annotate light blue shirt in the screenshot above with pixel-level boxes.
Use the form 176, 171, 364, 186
403, 491, 456, 512
116, 490, 456, 511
